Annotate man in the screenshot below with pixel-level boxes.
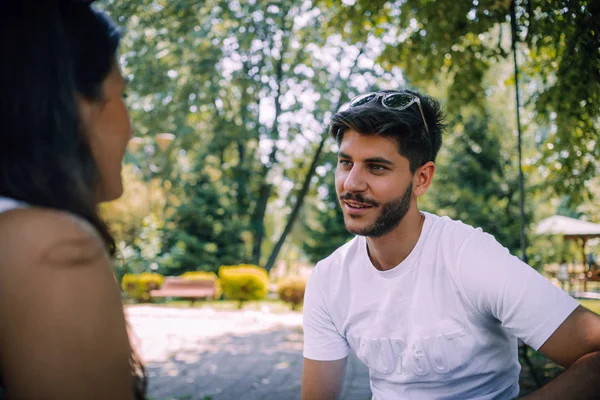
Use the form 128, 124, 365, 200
301, 89, 600, 399
588, 253, 598, 271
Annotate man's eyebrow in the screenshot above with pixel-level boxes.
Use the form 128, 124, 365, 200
338, 152, 395, 166
364, 157, 394, 166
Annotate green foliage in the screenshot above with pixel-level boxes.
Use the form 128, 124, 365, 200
277, 276, 307, 310
101, 166, 168, 279
525, 1, 600, 201
302, 151, 353, 263
579, 300, 600, 315
96, 0, 598, 275
121, 272, 164, 302
161, 154, 248, 275
316, 0, 600, 202
527, 234, 580, 271
219, 264, 270, 307
180, 271, 222, 300
100, 0, 367, 270
430, 111, 524, 255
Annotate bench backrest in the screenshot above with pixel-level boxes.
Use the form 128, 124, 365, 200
161, 277, 216, 290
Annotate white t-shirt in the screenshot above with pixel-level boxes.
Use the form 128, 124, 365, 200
303, 212, 579, 400
0, 196, 26, 215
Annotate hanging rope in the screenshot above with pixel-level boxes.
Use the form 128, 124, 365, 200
510, 0, 528, 263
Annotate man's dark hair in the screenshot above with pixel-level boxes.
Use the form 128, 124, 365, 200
329, 89, 446, 173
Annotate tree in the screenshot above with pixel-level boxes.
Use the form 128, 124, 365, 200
102, 0, 369, 270
316, 0, 600, 202
96, 0, 595, 275
160, 153, 247, 275
431, 111, 524, 254
100, 165, 168, 278
302, 150, 352, 264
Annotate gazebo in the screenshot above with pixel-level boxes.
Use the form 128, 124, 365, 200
535, 215, 600, 291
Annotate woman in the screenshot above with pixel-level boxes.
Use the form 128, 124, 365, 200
0, 1, 146, 399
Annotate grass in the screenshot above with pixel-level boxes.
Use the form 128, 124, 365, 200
518, 299, 599, 396
578, 299, 600, 315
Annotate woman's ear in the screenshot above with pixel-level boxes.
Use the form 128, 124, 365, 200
76, 94, 102, 135
77, 95, 93, 125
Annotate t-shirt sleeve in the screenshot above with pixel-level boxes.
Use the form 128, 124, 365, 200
457, 230, 580, 350
302, 264, 350, 361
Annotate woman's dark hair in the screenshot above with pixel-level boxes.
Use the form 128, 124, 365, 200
0, 2, 147, 398
330, 89, 446, 173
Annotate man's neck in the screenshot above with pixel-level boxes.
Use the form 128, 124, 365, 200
365, 208, 425, 271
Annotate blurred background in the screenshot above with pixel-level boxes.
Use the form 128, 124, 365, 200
94, 1, 599, 399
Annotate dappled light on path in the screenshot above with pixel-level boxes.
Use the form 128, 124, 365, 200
126, 306, 371, 400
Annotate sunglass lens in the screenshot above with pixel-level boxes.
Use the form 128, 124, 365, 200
383, 93, 413, 109
350, 93, 377, 107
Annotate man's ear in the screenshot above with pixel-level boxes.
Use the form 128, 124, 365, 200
413, 161, 435, 197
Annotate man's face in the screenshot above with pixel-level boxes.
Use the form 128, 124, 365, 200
335, 130, 415, 237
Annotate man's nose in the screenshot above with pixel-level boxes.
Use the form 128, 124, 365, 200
343, 165, 367, 193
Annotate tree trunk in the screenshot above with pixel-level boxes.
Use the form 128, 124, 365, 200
249, 8, 291, 265
264, 136, 327, 272
236, 65, 252, 217
252, 182, 272, 264
263, 46, 365, 272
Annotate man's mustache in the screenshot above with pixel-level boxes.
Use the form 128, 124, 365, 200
339, 192, 379, 207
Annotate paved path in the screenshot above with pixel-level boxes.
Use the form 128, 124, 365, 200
127, 306, 371, 400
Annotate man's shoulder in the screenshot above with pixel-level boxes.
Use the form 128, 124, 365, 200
314, 236, 361, 274
424, 212, 494, 259
426, 212, 481, 241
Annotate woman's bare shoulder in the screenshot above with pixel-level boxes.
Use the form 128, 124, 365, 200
0, 207, 107, 269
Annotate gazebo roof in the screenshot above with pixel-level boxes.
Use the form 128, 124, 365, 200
535, 215, 600, 239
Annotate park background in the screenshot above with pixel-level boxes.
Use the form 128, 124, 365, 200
96, 1, 599, 399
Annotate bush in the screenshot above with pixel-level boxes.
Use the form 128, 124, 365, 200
277, 276, 307, 310
219, 264, 269, 308
121, 272, 164, 302
179, 271, 222, 300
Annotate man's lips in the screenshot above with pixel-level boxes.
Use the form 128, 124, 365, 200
343, 200, 374, 209
341, 197, 377, 215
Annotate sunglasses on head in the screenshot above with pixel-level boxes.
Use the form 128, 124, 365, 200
349, 91, 430, 134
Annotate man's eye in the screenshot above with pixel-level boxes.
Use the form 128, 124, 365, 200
339, 159, 352, 166
370, 165, 386, 171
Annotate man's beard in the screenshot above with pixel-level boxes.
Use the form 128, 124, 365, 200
339, 183, 412, 237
